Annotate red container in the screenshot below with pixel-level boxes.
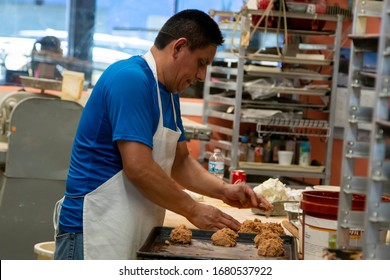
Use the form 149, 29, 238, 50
299, 191, 390, 259
300, 191, 365, 259
251, 0, 278, 28
231, 170, 246, 184
285, 0, 326, 31
300, 191, 366, 219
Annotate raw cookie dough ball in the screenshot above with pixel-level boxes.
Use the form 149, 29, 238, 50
254, 230, 285, 257
239, 219, 285, 235
238, 219, 263, 233
211, 227, 239, 247
169, 224, 192, 244
253, 230, 280, 248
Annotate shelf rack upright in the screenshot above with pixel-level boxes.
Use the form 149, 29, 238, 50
337, 0, 390, 259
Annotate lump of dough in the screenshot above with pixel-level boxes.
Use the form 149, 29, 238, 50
169, 224, 192, 244
211, 228, 239, 247
257, 238, 285, 257
261, 222, 285, 235
254, 231, 285, 257
238, 219, 263, 233
239, 219, 285, 235
253, 230, 280, 247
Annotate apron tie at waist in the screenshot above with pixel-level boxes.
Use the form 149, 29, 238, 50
53, 197, 64, 240
53, 194, 85, 239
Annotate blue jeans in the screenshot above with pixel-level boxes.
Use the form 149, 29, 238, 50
54, 231, 84, 260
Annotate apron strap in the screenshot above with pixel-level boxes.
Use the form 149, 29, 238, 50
144, 50, 179, 131
53, 197, 64, 239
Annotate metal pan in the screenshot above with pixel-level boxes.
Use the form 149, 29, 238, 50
137, 226, 298, 260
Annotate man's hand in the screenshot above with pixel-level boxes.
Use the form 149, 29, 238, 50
221, 182, 273, 210
186, 203, 241, 231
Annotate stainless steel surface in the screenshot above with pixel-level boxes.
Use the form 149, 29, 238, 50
5, 96, 83, 180
182, 117, 212, 141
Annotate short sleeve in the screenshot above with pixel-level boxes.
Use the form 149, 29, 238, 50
107, 65, 158, 148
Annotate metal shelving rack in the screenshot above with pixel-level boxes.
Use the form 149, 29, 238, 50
201, 6, 343, 184
337, 0, 390, 259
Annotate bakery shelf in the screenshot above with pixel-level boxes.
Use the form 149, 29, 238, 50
245, 68, 332, 80
247, 53, 332, 66
209, 81, 330, 97
202, 7, 343, 186
349, 34, 379, 52
238, 162, 325, 179
257, 118, 329, 138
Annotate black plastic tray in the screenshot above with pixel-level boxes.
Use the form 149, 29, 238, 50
137, 226, 297, 260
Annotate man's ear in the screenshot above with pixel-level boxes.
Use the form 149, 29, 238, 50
172, 38, 188, 57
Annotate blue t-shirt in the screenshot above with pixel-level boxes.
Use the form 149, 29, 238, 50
59, 55, 186, 232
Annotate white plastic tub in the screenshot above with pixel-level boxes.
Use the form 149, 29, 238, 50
34, 241, 55, 260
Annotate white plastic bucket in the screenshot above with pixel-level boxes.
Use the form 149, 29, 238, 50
34, 241, 55, 260
300, 191, 365, 260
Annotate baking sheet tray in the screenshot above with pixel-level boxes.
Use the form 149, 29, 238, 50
137, 226, 297, 260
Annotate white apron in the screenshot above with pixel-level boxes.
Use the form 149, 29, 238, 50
67, 51, 180, 259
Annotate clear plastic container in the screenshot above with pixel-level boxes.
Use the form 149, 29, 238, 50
208, 148, 225, 179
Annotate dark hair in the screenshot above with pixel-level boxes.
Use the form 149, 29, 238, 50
154, 9, 224, 51
33, 36, 62, 53
30, 36, 63, 79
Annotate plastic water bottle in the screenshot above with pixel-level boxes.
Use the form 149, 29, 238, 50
239, 136, 249, 162
208, 148, 225, 179
299, 140, 311, 166
254, 138, 264, 163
